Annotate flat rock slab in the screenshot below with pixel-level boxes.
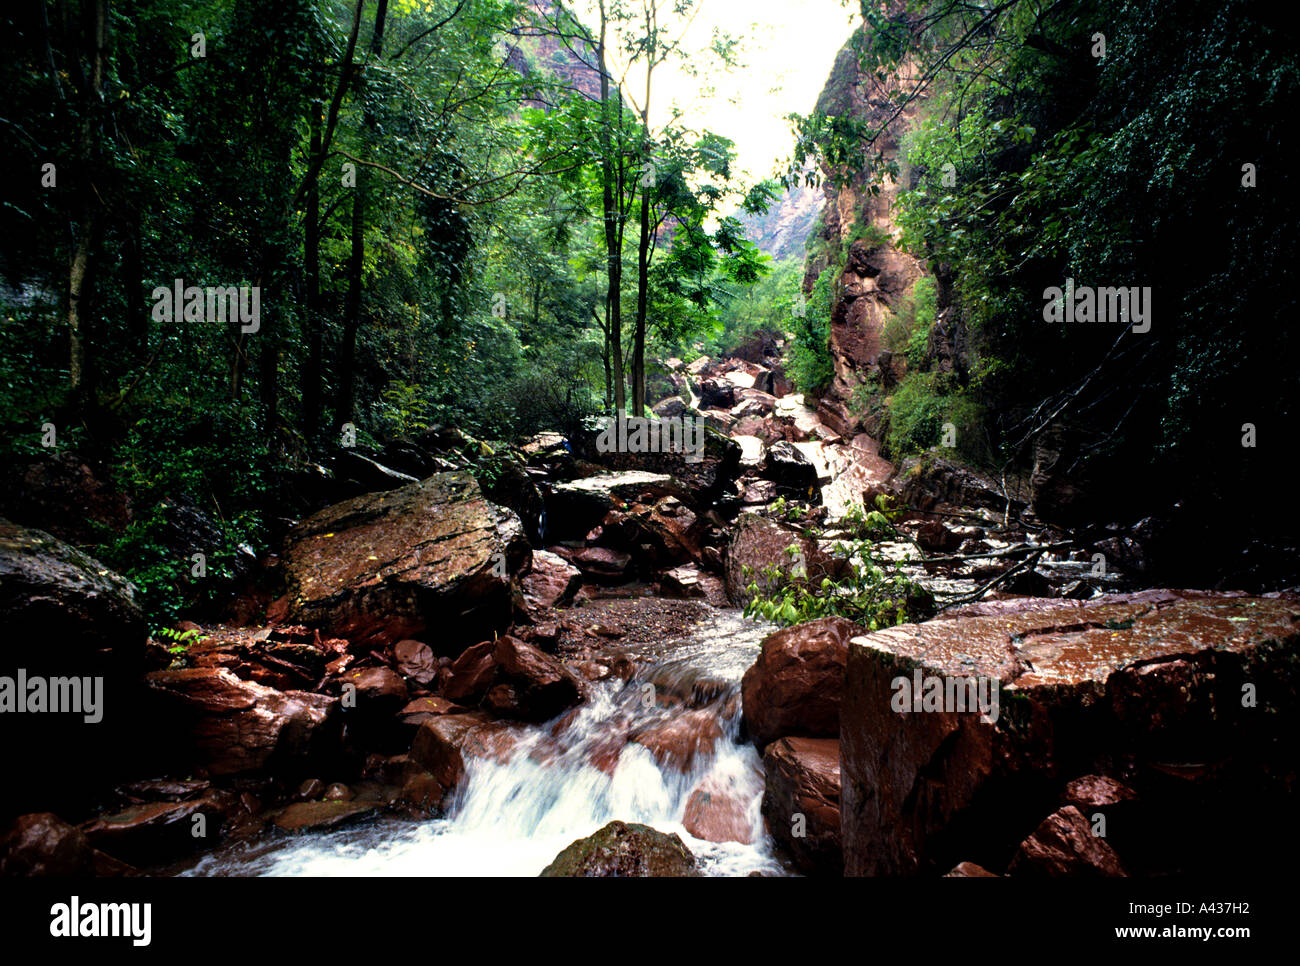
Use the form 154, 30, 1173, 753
841, 590, 1300, 876
272, 801, 379, 834
279, 472, 528, 649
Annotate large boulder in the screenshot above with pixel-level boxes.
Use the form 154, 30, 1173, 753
143, 668, 341, 779
1006, 805, 1127, 877
540, 820, 700, 877
741, 617, 860, 749
762, 736, 841, 876
544, 471, 682, 542
409, 712, 530, 811
441, 636, 582, 722
568, 417, 741, 507
0, 521, 148, 815
277, 472, 529, 650
0, 813, 97, 876
841, 590, 1300, 876
0, 519, 145, 671
760, 441, 820, 499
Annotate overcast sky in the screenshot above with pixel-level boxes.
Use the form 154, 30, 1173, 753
569, 0, 859, 182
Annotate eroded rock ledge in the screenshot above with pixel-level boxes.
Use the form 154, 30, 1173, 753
841, 590, 1300, 876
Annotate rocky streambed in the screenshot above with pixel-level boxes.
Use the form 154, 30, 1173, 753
2, 348, 1297, 878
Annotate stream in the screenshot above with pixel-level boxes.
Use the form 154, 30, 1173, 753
182, 611, 789, 877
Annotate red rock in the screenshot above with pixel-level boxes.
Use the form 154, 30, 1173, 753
397, 695, 464, 729
0, 813, 96, 876
442, 636, 582, 722
520, 550, 582, 617
572, 546, 632, 581
144, 668, 341, 778
945, 861, 998, 877
81, 798, 226, 864
272, 801, 378, 834
761, 736, 841, 876
840, 591, 1300, 876
630, 710, 723, 772
682, 778, 754, 844
1007, 806, 1127, 877
342, 666, 409, 714
741, 617, 860, 748
410, 713, 489, 790
1062, 774, 1138, 811
279, 472, 529, 648
392, 639, 437, 685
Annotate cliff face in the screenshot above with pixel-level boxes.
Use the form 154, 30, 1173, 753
740, 184, 823, 262
802, 24, 928, 438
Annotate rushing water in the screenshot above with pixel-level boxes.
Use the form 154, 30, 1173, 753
183, 611, 788, 877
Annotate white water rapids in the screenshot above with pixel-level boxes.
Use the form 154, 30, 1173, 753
183, 610, 790, 877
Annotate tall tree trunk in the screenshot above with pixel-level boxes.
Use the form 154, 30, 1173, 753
597, 2, 625, 415
337, 0, 388, 432
631, 1, 658, 417
302, 94, 324, 441
68, 0, 108, 411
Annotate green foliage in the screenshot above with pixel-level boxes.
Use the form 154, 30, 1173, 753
742, 537, 933, 631
786, 267, 836, 394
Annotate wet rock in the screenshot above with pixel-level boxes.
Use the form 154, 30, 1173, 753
278, 472, 529, 650
760, 441, 820, 498
144, 668, 341, 778
699, 378, 736, 410
342, 666, 409, 715
572, 546, 632, 582
443, 636, 582, 722
323, 783, 353, 801
115, 778, 211, 803
682, 777, 755, 844
840, 591, 1300, 876
81, 798, 226, 865
545, 471, 681, 541
629, 709, 723, 771
945, 861, 998, 877
519, 550, 582, 616
409, 711, 528, 803
890, 455, 1016, 515
0, 813, 96, 876
567, 419, 741, 508
396, 770, 446, 816
540, 820, 700, 877
296, 778, 324, 801
1062, 774, 1138, 812
739, 479, 778, 505
916, 518, 962, 553
658, 564, 707, 599
332, 450, 420, 496
392, 639, 437, 686
1007, 805, 1128, 877
652, 396, 688, 419
478, 455, 546, 547
741, 617, 860, 748
271, 801, 379, 834
0, 519, 145, 671
762, 737, 841, 876
397, 696, 465, 729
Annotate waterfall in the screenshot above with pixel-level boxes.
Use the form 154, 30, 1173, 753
183, 611, 787, 877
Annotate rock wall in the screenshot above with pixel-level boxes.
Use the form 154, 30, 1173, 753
802, 16, 928, 438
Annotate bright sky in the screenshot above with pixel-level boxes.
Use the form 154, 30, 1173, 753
570, 0, 859, 182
